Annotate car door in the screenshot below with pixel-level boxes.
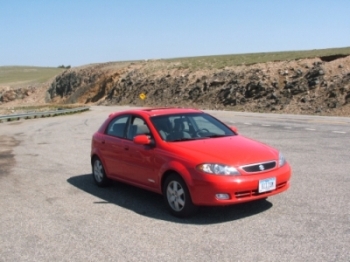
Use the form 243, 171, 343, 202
101, 115, 129, 178
121, 115, 158, 188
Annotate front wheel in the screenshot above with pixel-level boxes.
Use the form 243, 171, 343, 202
163, 174, 198, 217
92, 157, 110, 187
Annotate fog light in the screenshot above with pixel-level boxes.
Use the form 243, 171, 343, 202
216, 193, 230, 200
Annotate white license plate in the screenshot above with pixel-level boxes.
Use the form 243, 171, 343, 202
259, 177, 276, 193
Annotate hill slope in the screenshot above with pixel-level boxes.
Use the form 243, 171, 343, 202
1, 48, 350, 116
47, 54, 350, 116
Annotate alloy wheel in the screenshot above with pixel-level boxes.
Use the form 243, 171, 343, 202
166, 181, 185, 211
93, 159, 104, 183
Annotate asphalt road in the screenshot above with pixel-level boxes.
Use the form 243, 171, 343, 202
1, 106, 349, 261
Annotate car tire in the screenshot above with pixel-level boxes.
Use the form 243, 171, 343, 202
92, 157, 110, 187
163, 173, 198, 217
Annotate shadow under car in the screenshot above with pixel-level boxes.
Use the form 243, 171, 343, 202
67, 174, 273, 224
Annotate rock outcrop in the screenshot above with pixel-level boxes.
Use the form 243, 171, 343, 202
45, 56, 350, 115
0, 85, 38, 103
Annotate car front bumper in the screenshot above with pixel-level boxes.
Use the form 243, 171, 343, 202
188, 163, 291, 206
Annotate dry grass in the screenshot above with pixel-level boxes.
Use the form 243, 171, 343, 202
142, 46, 350, 72
0, 104, 84, 116
175, 46, 350, 67
0, 66, 65, 88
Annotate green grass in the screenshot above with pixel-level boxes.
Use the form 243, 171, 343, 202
0, 66, 65, 88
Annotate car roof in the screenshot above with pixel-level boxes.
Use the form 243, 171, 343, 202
108, 107, 203, 118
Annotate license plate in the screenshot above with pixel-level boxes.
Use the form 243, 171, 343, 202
259, 177, 276, 193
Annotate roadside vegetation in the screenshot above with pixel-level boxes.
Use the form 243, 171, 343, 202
0, 104, 85, 115
0, 105, 89, 123
8, 104, 84, 111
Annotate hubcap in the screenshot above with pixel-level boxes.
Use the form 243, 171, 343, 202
93, 160, 104, 182
166, 181, 185, 211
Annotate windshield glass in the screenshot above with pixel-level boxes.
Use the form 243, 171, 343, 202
151, 113, 235, 142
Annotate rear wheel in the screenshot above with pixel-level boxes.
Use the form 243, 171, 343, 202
92, 157, 110, 187
163, 173, 198, 217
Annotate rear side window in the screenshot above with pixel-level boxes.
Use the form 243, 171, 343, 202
106, 116, 129, 138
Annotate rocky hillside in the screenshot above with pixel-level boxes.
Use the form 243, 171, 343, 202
1, 54, 350, 116
44, 55, 350, 116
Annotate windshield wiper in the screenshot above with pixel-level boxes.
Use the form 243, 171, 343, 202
169, 134, 232, 142
202, 134, 229, 138
168, 137, 199, 142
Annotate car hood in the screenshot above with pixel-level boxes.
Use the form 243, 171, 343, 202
168, 135, 278, 166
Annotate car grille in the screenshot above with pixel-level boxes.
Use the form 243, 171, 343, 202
241, 161, 276, 173
235, 182, 288, 199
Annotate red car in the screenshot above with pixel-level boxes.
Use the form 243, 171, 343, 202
91, 108, 291, 217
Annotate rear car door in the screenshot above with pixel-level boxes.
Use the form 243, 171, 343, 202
101, 115, 129, 178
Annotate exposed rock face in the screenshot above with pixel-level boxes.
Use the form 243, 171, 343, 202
0, 86, 38, 103
47, 67, 105, 103
33, 55, 350, 115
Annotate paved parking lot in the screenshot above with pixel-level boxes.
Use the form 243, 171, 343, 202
1, 106, 349, 261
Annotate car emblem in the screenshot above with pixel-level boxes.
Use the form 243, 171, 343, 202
259, 164, 265, 171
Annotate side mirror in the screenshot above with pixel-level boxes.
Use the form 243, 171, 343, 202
230, 126, 238, 134
133, 134, 153, 145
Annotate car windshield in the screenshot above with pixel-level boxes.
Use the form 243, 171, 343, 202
151, 113, 235, 142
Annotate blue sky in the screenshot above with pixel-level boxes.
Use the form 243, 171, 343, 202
1, 0, 349, 67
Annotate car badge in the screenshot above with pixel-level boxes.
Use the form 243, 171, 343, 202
259, 164, 265, 171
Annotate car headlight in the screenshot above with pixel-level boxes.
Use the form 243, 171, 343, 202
279, 152, 286, 167
197, 163, 240, 176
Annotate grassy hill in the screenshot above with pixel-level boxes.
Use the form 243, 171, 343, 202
0, 66, 65, 89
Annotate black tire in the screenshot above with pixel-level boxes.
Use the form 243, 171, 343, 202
163, 173, 198, 217
92, 157, 110, 187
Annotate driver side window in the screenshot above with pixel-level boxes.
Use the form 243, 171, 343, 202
126, 116, 151, 140
193, 115, 225, 135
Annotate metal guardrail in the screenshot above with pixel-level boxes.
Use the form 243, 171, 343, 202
0, 107, 90, 123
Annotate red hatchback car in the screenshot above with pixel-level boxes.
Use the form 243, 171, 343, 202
91, 108, 291, 217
